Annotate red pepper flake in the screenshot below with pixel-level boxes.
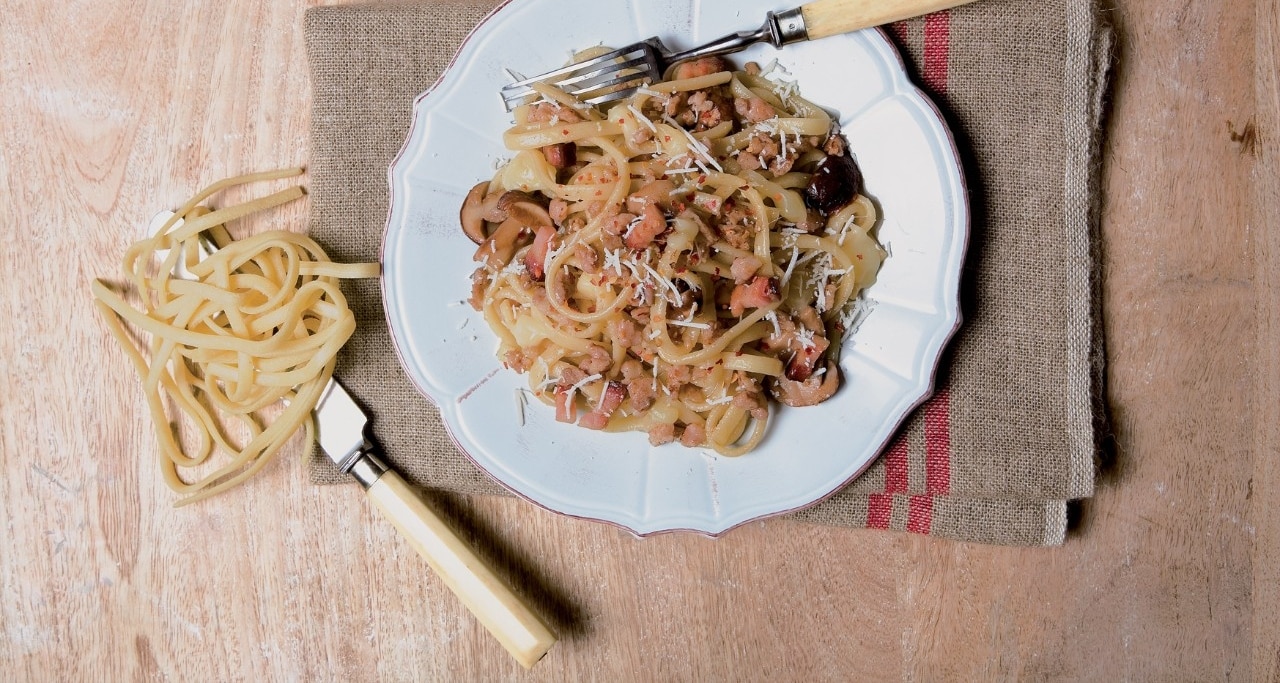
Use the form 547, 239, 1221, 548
594, 189, 603, 196
664, 135, 671, 142
618, 118, 626, 124
562, 128, 571, 135
734, 350, 744, 356
856, 254, 864, 260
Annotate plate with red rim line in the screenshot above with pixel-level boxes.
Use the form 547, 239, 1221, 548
381, 0, 968, 537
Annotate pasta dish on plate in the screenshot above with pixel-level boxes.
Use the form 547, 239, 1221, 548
460, 54, 885, 455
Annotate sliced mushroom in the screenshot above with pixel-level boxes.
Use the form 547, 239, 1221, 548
803, 152, 863, 216
489, 190, 544, 222
769, 360, 840, 407
460, 181, 493, 244
501, 195, 553, 231
473, 194, 555, 270
473, 217, 526, 269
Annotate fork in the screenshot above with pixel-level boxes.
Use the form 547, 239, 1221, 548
499, 0, 978, 110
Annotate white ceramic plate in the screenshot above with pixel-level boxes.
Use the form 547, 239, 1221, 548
383, 0, 968, 536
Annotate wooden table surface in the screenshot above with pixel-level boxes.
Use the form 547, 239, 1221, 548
3, 1, 1277, 680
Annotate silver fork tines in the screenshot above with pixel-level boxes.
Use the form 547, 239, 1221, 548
497, 8, 811, 112
500, 39, 665, 110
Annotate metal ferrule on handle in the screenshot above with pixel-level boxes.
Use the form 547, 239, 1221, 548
663, 9, 810, 65
347, 451, 390, 489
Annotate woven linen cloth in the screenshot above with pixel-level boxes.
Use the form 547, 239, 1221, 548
304, 0, 1113, 546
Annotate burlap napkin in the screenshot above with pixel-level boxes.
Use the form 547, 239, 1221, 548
304, 0, 1113, 546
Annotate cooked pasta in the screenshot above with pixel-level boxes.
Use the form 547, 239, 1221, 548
464, 56, 885, 455
92, 168, 380, 505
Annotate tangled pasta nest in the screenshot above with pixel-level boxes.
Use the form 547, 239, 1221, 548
92, 168, 379, 505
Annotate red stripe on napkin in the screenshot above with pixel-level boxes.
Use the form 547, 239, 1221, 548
925, 389, 952, 495
867, 493, 892, 529
907, 496, 933, 534
923, 11, 951, 96
883, 434, 909, 494
887, 21, 909, 44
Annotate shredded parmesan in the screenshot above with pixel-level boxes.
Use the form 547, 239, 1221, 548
566, 373, 602, 396
661, 115, 723, 172
795, 326, 818, 350
640, 262, 682, 304
627, 104, 658, 133
543, 241, 565, 275
668, 319, 711, 330
780, 247, 800, 288
604, 248, 624, 276
764, 310, 782, 338
826, 213, 860, 245
621, 215, 644, 240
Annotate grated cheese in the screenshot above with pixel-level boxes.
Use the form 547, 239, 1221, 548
764, 310, 782, 338
780, 246, 801, 288
795, 326, 818, 350
562, 372, 602, 410
565, 373, 602, 395
604, 248, 624, 276
620, 215, 644, 240
668, 319, 711, 330
543, 240, 565, 274
627, 104, 659, 133
640, 262, 683, 304
661, 115, 723, 172
839, 296, 878, 335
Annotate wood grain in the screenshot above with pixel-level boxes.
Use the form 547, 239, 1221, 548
1, 0, 1275, 680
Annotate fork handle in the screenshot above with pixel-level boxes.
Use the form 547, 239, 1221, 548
800, 0, 977, 40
